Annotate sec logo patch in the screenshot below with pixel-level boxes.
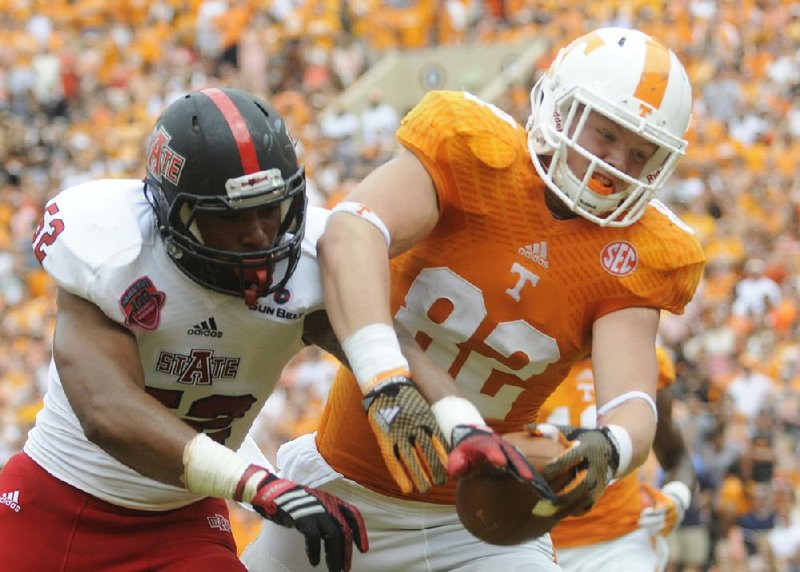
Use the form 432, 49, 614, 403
600, 241, 638, 277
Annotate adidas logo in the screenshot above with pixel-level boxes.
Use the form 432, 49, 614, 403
519, 241, 549, 268
0, 490, 20, 512
187, 317, 223, 338
377, 406, 401, 430
207, 513, 231, 532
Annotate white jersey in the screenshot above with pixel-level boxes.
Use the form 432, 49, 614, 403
25, 179, 328, 510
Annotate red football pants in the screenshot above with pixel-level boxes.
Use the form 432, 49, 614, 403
0, 452, 246, 571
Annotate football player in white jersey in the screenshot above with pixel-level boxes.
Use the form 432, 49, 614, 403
0, 88, 378, 572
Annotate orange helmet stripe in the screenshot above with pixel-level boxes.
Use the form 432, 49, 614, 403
634, 39, 671, 112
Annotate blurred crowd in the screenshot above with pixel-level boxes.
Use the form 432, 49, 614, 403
2, 0, 800, 569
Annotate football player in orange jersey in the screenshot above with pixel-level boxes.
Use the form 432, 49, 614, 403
538, 348, 695, 571
243, 27, 706, 570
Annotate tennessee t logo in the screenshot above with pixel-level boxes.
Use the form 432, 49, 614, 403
506, 262, 539, 301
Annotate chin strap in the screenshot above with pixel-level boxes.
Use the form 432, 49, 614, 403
243, 266, 269, 306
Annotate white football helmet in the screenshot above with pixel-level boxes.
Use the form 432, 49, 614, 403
526, 27, 692, 227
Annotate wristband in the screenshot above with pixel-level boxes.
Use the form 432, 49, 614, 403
182, 433, 268, 503
662, 480, 692, 511
331, 201, 392, 248
430, 395, 487, 445
603, 424, 633, 478
342, 323, 410, 392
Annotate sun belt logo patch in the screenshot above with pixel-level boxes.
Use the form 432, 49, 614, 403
600, 241, 638, 277
120, 276, 166, 330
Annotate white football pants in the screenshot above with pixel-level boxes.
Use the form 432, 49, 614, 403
240, 433, 562, 572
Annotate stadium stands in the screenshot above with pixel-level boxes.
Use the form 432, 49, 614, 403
1, 1, 799, 568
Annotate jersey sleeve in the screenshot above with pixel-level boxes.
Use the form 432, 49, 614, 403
655, 346, 676, 390
614, 201, 706, 316
291, 205, 329, 314
32, 182, 143, 304
300, 205, 330, 260
396, 90, 527, 216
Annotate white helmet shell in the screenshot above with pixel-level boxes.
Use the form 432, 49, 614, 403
527, 27, 692, 226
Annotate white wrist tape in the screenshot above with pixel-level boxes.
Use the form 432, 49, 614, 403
342, 323, 410, 392
603, 424, 633, 478
331, 201, 392, 248
597, 390, 658, 422
662, 480, 692, 511
431, 395, 487, 445
183, 433, 267, 503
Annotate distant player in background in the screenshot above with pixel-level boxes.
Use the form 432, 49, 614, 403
538, 347, 695, 571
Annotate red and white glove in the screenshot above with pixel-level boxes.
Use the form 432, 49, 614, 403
244, 466, 369, 572
432, 396, 556, 500
638, 481, 692, 537
448, 424, 536, 481
183, 433, 368, 572
431, 396, 534, 479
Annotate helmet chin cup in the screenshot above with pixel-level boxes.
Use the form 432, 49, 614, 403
552, 158, 632, 219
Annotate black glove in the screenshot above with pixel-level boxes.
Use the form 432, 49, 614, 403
249, 468, 369, 572
540, 426, 620, 516
362, 374, 449, 494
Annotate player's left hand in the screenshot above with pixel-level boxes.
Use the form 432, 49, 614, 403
249, 471, 368, 572
638, 481, 691, 536
538, 426, 619, 516
362, 374, 449, 494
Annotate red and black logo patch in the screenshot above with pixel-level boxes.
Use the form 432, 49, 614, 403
273, 288, 291, 305
145, 126, 186, 186
120, 277, 166, 330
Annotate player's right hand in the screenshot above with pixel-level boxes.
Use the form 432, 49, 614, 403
362, 373, 449, 494
448, 425, 536, 481
638, 481, 691, 536
249, 468, 368, 572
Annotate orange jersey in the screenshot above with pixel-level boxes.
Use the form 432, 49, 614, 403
538, 348, 676, 547
317, 91, 705, 503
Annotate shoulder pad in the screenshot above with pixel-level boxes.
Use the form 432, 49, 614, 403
300, 205, 330, 259
618, 202, 706, 314
398, 90, 525, 169
33, 180, 148, 300
655, 347, 676, 389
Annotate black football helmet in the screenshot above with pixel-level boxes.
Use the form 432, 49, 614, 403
143, 87, 306, 305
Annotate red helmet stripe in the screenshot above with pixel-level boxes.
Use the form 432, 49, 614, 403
203, 87, 260, 174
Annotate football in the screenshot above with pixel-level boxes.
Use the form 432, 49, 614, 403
455, 431, 568, 545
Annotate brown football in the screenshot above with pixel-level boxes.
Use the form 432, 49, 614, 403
455, 432, 568, 545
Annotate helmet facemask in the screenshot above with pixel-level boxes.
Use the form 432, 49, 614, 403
527, 27, 692, 227
155, 167, 306, 306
